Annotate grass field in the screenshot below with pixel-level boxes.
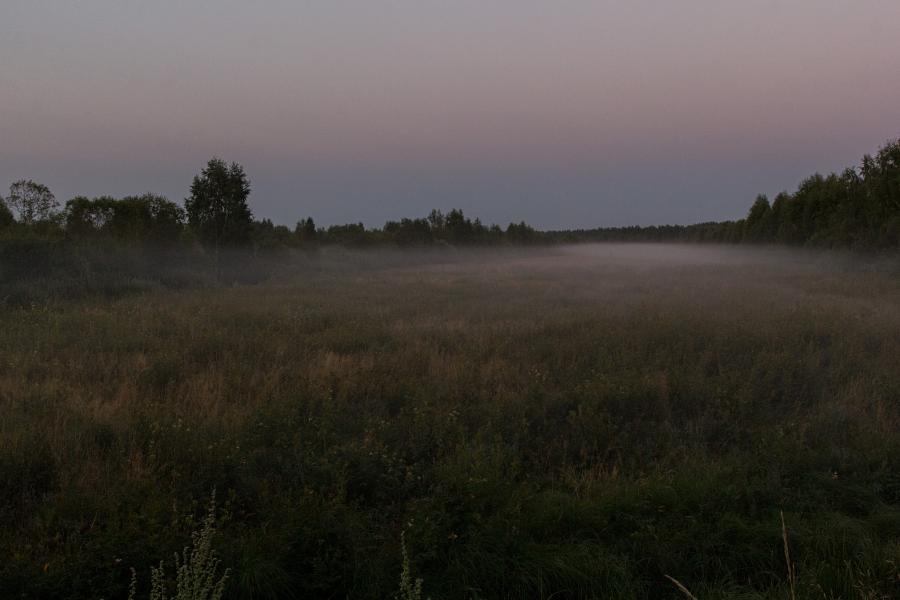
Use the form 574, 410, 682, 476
2, 244, 900, 599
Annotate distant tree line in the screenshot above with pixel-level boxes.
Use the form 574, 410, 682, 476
2, 138, 899, 252
252, 209, 542, 249
548, 138, 900, 248
736, 138, 900, 247
0, 158, 543, 251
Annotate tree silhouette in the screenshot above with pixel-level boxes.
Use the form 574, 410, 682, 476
64, 194, 184, 242
295, 217, 318, 244
744, 194, 772, 242
6, 180, 58, 224
185, 158, 253, 248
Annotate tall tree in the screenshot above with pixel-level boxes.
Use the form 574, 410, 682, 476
744, 194, 772, 242
6, 179, 58, 224
185, 158, 253, 248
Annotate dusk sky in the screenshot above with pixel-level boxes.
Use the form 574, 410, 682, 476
3, 1, 900, 229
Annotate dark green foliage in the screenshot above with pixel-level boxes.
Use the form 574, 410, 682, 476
322, 209, 530, 248
383, 217, 434, 246
185, 158, 253, 247
743, 194, 772, 242
324, 221, 370, 246
506, 220, 539, 243
294, 217, 318, 245
250, 218, 294, 252
0, 198, 13, 229
443, 208, 477, 243
65, 194, 185, 242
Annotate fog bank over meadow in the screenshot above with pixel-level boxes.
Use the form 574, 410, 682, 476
326, 241, 900, 281
298, 243, 900, 333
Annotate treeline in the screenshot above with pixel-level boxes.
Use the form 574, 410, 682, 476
543, 221, 742, 245
0, 158, 543, 252
310, 137, 900, 249
0, 159, 549, 303
256, 211, 541, 249
2, 138, 900, 253
738, 138, 900, 247
1, 197, 540, 250
553, 138, 900, 248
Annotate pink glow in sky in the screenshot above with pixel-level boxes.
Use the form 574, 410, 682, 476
2, 1, 900, 227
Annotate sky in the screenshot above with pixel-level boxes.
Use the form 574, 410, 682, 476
2, 1, 900, 229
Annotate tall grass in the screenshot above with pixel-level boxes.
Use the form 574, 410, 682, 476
127, 496, 228, 600
2, 244, 900, 598
397, 532, 428, 600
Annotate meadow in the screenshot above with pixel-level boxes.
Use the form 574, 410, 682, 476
2, 244, 900, 599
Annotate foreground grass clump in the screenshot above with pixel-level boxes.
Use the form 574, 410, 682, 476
2, 244, 900, 599
127, 496, 228, 600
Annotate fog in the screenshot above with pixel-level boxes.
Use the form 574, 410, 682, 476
6, 240, 900, 319
304, 242, 900, 279
296, 243, 900, 334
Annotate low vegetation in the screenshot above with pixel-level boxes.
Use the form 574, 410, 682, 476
127, 496, 229, 600
2, 244, 900, 598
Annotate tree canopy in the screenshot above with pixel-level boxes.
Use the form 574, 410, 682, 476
185, 158, 253, 247
65, 194, 185, 242
6, 179, 58, 224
